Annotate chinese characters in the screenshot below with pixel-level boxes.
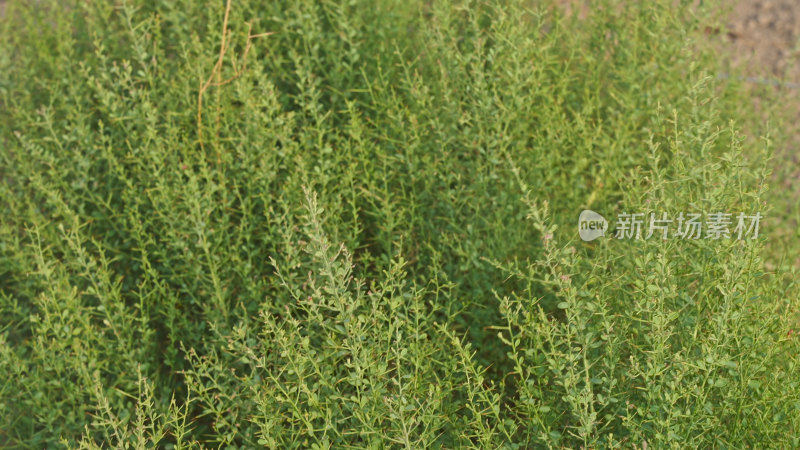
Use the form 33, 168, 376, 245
614, 212, 762, 240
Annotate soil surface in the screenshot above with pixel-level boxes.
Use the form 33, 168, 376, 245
723, 0, 800, 81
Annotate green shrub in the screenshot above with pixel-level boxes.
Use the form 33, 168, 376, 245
1, 0, 798, 447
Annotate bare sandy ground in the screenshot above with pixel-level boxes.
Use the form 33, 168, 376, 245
724, 0, 800, 81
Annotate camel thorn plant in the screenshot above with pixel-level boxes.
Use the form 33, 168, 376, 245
0, 0, 798, 447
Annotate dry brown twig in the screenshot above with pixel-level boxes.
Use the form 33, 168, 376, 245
197, 0, 273, 161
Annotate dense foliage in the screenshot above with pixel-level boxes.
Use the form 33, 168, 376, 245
1, 0, 798, 447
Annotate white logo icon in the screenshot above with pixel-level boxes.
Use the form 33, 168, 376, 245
578, 210, 608, 241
